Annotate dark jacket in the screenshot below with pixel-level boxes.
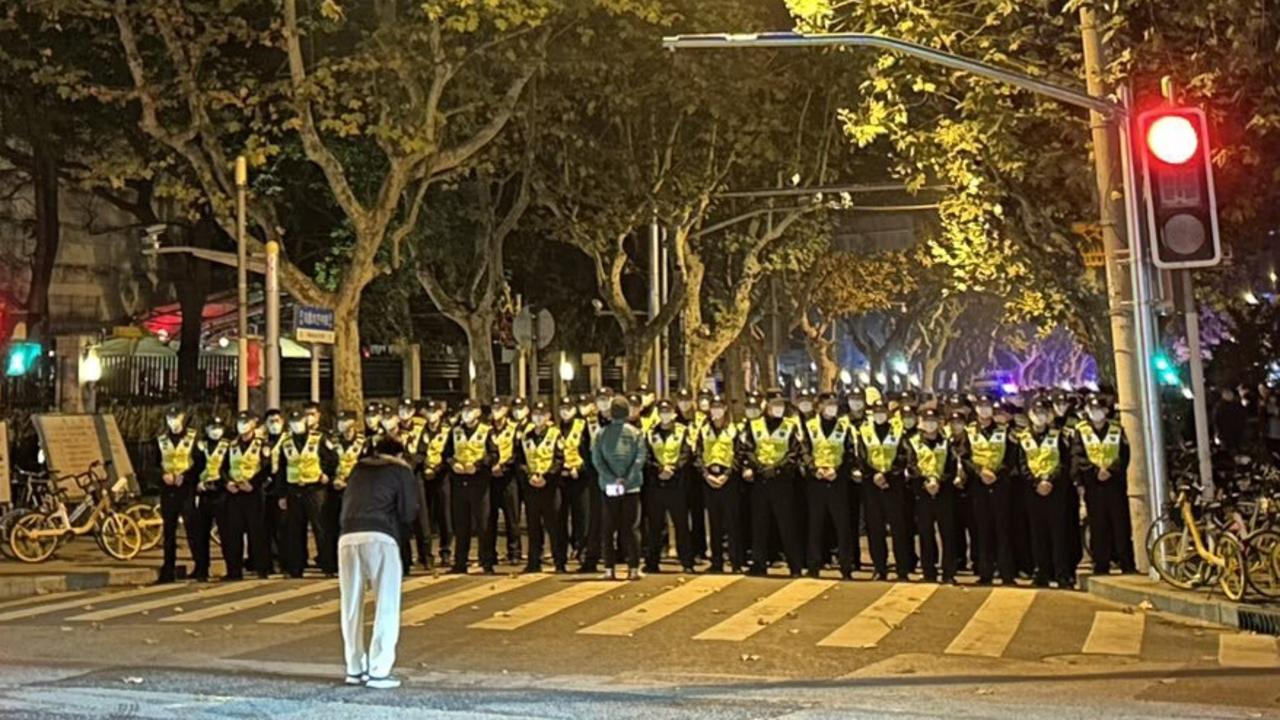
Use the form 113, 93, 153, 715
339, 455, 420, 542
592, 420, 647, 493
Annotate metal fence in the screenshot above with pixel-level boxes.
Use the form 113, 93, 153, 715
96, 355, 239, 404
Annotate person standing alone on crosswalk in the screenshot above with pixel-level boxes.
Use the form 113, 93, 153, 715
592, 396, 648, 580
337, 436, 421, 689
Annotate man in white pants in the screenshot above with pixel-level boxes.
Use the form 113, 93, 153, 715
338, 436, 420, 689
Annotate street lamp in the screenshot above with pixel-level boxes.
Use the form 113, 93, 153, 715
559, 354, 575, 399
839, 369, 853, 387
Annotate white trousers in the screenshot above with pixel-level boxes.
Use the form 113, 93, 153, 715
338, 532, 403, 678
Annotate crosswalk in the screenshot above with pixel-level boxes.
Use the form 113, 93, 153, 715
1, 575, 1275, 668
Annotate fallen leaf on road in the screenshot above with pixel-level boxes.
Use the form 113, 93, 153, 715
90, 622, 102, 631
172, 606, 184, 613
1158, 678, 1176, 685
59, 626, 73, 632
81, 605, 95, 611
121, 677, 144, 685
418, 661, 429, 668
636, 608, 648, 614
140, 610, 150, 616
143, 638, 158, 645
710, 609, 723, 614
756, 617, 768, 626
974, 688, 994, 696
494, 611, 511, 618
859, 643, 877, 650
1137, 600, 1154, 611
787, 628, 800, 635
221, 625, 234, 631
183, 629, 202, 638
786, 612, 799, 620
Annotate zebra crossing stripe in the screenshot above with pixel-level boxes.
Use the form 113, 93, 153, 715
0, 584, 184, 623
261, 574, 457, 625
1218, 633, 1280, 668
402, 574, 550, 626
578, 575, 742, 637
817, 583, 938, 649
469, 581, 616, 631
943, 588, 1036, 657
1082, 611, 1145, 656
159, 581, 335, 623
693, 578, 835, 642
67, 581, 270, 622
0, 590, 89, 613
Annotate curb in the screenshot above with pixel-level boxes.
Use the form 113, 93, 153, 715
1084, 575, 1280, 635
0, 567, 158, 600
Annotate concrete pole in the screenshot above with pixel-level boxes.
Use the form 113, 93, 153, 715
1080, 6, 1155, 570
265, 242, 281, 410
660, 237, 671, 393
310, 343, 321, 403
1182, 272, 1214, 495
235, 156, 249, 413
648, 218, 663, 394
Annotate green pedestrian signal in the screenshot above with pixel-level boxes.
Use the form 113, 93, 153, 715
4, 342, 41, 377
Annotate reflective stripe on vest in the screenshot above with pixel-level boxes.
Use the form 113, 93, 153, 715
640, 410, 659, 434
493, 423, 517, 465
158, 430, 196, 475
282, 432, 323, 485
910, 435, 949, 480
522, 426, 560, 475
424, 426, 449, 469
968, 424, 1008, 473
701, 423, 737, 468
860, 422, 900, 473
807, 416, 849, 470
1020, 429, 1061, 480
335, 436, 365, 483
1077, 421, 1122, 469
453, 424, 491, 466
749, 418, 792, 468
228, 439, 263, 484
687, 412, 708, 449
560, 419, 586, 471
199, 440, 230, 484
648, 424, 687, 467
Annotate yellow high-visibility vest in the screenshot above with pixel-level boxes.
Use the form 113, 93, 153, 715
649, 424, 688, 467
1076, 421, 1122, 469
560, 419, 586, 471
423, 425, 449, 469
910, 435, 949, 480
701, 422, 737, 469
968, 424, 1008, 473
493, 422, 517, 465
228, 438, 263, 484
749, 417, 793, 469
860, 421, 901, 474
807, 416, 850, 470
281, 432, 324, 485
335, 435, 366, 484
686, 412, 708, 449
199, 439, 230, 485
1020, 429, 1062, 480
640, 409, 660, 434
522, 426, 560, 475
402, 417, 426, 449
453, 424, 491, 467
158, 430, 196, 475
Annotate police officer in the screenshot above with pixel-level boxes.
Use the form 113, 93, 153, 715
487, 397, 522, 566
804, 392, 855, 580
1052, 392, 1085, 571
261, 408, 288, 575
577, 389, 612, 574
644, 400, 695, 574
556, 398, 592, 564
276, 410, 338, 578
517, 402, 565, 573
445, 399, 495, 573
415, 399, 453, 569
963, 397, 1018, 585
329, 410, 370, 566
223, 411, 269, 580
741, 390, 805, 577
191, 417, 230, 582
845, 388, 869, 570
1020, 399, 1075, 588
907, 408, 958, 584
156, 405, 199, 584
363, 401, 384, 444
698, 395, 744, 573
859, 399, 911, 581
676, 387, 709, 562
1072, 396, 1134, 575
636, 385, 660, 433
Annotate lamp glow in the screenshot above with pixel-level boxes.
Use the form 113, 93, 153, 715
1146, 115, 1199, 165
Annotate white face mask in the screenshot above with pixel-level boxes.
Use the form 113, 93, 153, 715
338, 419, 355, 434
463, 409, 480, 424
768, 404, 786, 419
236, 421, 254, 435
659, 412, 676, 425
1054, 403, 1070, 417
578, 405, 594, 417
1088, 409, 1108, 423
305, 413, 319, 429
207, 427, 224, 441
902, 416, 917, 429
167, 417, 185, 433
289, 420, 307, 434
710, 408, 726, 421
745, 407, 762, 420
427, 411, 443, 424
596, 399, 611, 413
922, 420, 940, 434
493, 407, 509, 421
848, 400, 865, 413
380, 417, 398, 432
1031, 412, 1049, 429
976, 406, 994, 420
267, 419, 283, 435
398, 407, 413, 421
873, 412, 889, 425
798, 401, 814, 414
365, 415, 380, 430
677, 400, 692, 414
559, 409, 575, 421
821, 404, 839, 419
531, 414, 547, 426
643, 393, 656, 406
513, 407, 529, 421
698, 399, 711, 412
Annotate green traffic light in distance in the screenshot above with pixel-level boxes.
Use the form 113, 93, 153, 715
4, 342, 41, 377
1153, 353, 1172, 372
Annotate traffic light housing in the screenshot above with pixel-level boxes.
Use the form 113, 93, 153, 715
1136, 107, 1221, 269
4, 342, 41, 377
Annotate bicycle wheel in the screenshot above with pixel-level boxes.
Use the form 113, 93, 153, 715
1244, 528, 1280, 599
0, 507, 33, 560
96, 512, 142, 561
9, 513, 60, 563
1151, 528, 1208, 589
123, 503, 162, 551
1216, 532, 1248, 601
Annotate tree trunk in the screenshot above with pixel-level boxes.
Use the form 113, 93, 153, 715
686, 342, 721, 395
463, 311, 497, 401
332, 301, 363, 412
722, 335, 747, 407
26, 141, 59, 341
811, 339, 839, 392
622, 333, 653, 390
176, 215, 215, 402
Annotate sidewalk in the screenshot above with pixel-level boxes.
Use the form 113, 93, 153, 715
1085, 573, 1280, 635
0, 544, 163, 600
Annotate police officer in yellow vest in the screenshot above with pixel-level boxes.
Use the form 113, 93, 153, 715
444, 399, 496, 574
486, 397, 523, 567
1071, 395, 1134, 575
636, 385, 660, 433
962, 396, 1019, 585
516, 402, 566, 573
555, 398, 592, 567
907, 408, 959, 584
947, 407, 977, 574
803, 392, 856, 580
191, 417, 231, 582
277, 410, 339, 578
642, 400, 695, 573
222, 411, 270, 580
328, 411, 374, 569
859, 399, 912, 581
696, 395, 744, 573
156, 404, 199, 583
577, 390, 613, 574
412, 399, 453, 569
261, 408, 289, 575
741, 389, 805, 578
1019, 399, 1076, 588
675, 387, 710, 562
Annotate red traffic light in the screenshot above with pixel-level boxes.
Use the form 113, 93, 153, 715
1146, 115, 1199, 165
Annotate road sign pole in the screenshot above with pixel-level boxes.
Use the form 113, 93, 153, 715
310, 343, 321, 403
235, 156, 249, 413
265, 242, 281, 410
1180, 271, 1214, 495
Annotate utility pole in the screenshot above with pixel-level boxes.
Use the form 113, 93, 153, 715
264, 242, 281, 410
648, 218, 664, 393
235, 156, 249, 413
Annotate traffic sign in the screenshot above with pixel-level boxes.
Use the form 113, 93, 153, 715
512, 307, 555, 350
294, 305, 335, 344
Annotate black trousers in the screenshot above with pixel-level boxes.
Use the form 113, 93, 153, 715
848, 475, 863, 570
191, 492, 225, 580
223, 490, 268, 578
1027, 481, 1074, 585
581, 478, 605, 569
559, 472, 592, 559
1011, 480, 1035, 576
425, 472, 452, 563
323, 487, 343, 571
399, 478, 431, 571
953, 488, 977, 571
643, 473, 693, 569
687, 471, 708, 558
263, 493, 288, 574
862, 478, 911, 577
915, 488, 957, 581
601, 492, 642, 570
971, 480, 1016, 583
159, 484, 197, 581
451, 474, 491, 569
806, 477, 854, 575
285, 485, 333, 576
901, 486, 918, 572
750, 471, 804, 575
525, 480, 566, 569
1085, 479, 1136, 573
704, 472, 744, 570
486, 472, 521, 562
1064, 484, 1084, 569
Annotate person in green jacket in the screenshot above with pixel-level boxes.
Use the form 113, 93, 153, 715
591, 396, 648, 580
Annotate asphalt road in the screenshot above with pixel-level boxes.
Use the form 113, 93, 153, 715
0, 565, 1277, 719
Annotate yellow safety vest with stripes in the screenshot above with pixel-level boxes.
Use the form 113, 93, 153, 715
1076, 421, 1122, 469
860, 421, 901, 474
158, 430, 196, 476
686, 412, 708, 449
198, 439, 230, 485
559, 418, 586, 471
492, 422, 518, 465
910, 435, 949, 480
749, 417, 793, 469
649, 424, 688, 467
422, 425, 450, 470
1020, 429, 1062, 480
522, 426, 560, 475
806, 416, 850, 471
402, 417, 426, 450
967, 424, 1008, 473
228, 438, 263, 485
700, 422, 737, 469
281, 432, 324, 485
334, 435, 366, 484
452, 423, 491, 467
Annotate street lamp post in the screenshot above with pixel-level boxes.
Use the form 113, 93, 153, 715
235, 156, 250, 413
